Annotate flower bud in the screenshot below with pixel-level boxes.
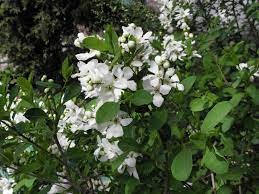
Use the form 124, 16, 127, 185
95, 51, 101, 57
48, 79, 54, 83
129, 23, 136, 28
44, 88, 50, 93
189, 33, 193, 38
118, 36, 126, 43
127, 40, 135, 48
163, 61, 170, 68
161, 54, 167, 61
155, 55, 163, 65
41, 75, 47, 81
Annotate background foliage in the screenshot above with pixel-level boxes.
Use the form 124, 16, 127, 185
0, 0, 159, 79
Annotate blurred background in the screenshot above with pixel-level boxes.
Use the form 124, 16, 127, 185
0, 0, 160, 80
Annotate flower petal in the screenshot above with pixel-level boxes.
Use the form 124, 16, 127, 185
127, 80, 137, 91
153, 93, 164, 107
120, 118, 133, 126
159, 84, 171, 95
123, 67, 133, 79
106, 124, 123, 139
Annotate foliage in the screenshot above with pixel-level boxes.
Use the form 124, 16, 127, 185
0, 0, 159, 79
0, 0, 259, 194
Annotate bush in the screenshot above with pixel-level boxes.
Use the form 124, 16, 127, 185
0, 0, 258, 194
0, 0, 159, 79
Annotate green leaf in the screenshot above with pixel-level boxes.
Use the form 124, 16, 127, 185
190, 98, 208, 112
17, 77, 32, 95
217, 185, 232, 194
62, 57, 73, 81
8, 85, 19, 108
246, 85, 259, 105
13, 178, 36, 192
36, 81, 61, 89
104, 25, 120, 54
229, 93, 244, 108
82, 36, 108, 51
171, 148, 193, 181
221, 116, 234, 133
201, 101, 232, 134
150, 109, 168, 130
125, 178, 139, 194
96, 102, 120, 124
24, 108, 48, 121
111, 153, 127, 171
0, 111, 10, 121
62, 83, 82, 103
190, 133, 207, 150
130, 90, 153, 106
201, 148, 229, 174
182, 76, 196, 94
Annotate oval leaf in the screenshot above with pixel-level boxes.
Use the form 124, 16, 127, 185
182, 76, 196, 94
131, 90, 153, 106
96, 102, 120, 124
201, 101, 232, 133
201, 148, 229, 174
82, 36, 108, 51
24, 108, 48, 121
63, 83, 82, 103
171, 148, 193, 181
150, 109, 168, 130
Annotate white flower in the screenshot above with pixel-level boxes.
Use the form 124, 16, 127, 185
73, 59, 110, 99
11, 112, 28, 123
94, 136, 123, 162
163, 35, 186, 61
112, 65, 137, 91
75, 50, 101, 61
143, 62, 184, 107
74, 32, 86, 47
236, 63, 248, 70
101, 111, 133, 139
122, 24, 153, 44
0, 177, 13, 194
118, 151, 141, 179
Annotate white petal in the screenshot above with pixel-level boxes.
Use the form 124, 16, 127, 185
153, 93, 164, 107
75, 53, 93, 61
148, 62, 159, 74
177, 83, 184, 91
114, 78, 128, 89
131, 60, 143, 67
118, 164, 126, 174
112, 65, 123, 78
134, 27, 143, 39
114, 89, 123, 100
123, 67, 133, 79
78, 33, 85, 42
120, 118, 133, 126
106, 124, 123, 139
142, 31, 152, 40
127, 167, 139, 179
127, 81, 137, 91
125, 158, 136, 168
171, 74, 180, 82
150, 77, 160, 88
159, 84, 171, 95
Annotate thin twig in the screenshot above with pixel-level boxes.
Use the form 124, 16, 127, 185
211, 173, 216, 194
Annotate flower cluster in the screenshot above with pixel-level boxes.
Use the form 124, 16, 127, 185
236, 62, 259, 82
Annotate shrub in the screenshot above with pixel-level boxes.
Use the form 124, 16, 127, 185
0, 0, 258, 193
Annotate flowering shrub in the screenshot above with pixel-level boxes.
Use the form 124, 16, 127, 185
0, 0, 258, 194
